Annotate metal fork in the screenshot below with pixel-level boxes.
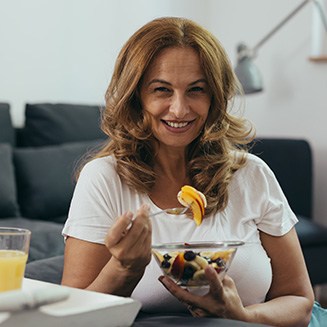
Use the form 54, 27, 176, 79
149, 207, 189, 217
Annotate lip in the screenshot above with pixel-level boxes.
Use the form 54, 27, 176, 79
161, 119, 195, 132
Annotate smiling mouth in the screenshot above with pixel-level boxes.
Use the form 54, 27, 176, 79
163, 121, 192, 128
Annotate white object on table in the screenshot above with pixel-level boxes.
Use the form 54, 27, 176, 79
0, 287, 69, 312
0, 278, 141, 327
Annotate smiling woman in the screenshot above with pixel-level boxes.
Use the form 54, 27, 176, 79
61, 17, 318, 327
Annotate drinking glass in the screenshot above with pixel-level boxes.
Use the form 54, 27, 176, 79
0, 227, 31, 292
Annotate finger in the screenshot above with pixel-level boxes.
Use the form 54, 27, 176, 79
205, 265, 224, 297
105, 212, 133, 248
115, 205, 151, 251
135, 204, 150, 225
126, 204, 150, 230
122, 204, 151, 246
221, 274, 236, 289
120, 219, 151, 251
188, 306, 208, 317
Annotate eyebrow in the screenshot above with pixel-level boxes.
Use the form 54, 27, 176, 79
147, 78, 207, 87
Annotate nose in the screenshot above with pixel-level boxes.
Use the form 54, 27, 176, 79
170, 93, 190, 118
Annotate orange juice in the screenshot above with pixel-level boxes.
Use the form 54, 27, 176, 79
0, 250, 28, 292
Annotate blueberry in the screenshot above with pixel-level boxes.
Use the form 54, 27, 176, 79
163, 253, 172, 260
182, 266, 195, 279
183, 251, 196, 261
161, 260, 171, 269
215, 258, 226, 268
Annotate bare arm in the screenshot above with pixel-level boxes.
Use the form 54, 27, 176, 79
243, 228, 314, 326
159, 227, 314, 326
61, 205, 152, 297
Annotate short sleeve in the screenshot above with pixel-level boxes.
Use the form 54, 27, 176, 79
62, 156, 121, 244
251, 155, 298, 236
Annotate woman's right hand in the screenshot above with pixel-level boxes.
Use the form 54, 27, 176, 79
62, 204, 151, 297
104, 204, 152, 273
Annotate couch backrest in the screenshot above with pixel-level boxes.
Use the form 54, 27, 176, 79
0, 102, 15, 146
14, 140, 102, 223
1, 102, 107, 223
0, 143, 20, 218
0, 103, 20, 218
250, 138, 313, 219
18, 103, 107, 147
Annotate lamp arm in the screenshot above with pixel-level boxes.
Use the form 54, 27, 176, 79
252, 0, 311, 55
251, 0, 327, 57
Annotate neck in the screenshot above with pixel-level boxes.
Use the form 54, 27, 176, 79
154, 147, 188, 183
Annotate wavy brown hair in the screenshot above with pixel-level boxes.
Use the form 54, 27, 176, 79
88, 17, 255, 215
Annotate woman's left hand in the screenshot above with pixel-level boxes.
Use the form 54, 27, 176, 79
159, 265, 250, 321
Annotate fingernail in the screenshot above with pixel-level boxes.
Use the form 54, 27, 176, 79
125, 212, 134, 230
126, 211, 133, 220
158, 276, 170, 290
158, 276, 171, 286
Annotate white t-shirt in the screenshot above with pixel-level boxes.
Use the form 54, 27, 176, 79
62, 153, 298, 313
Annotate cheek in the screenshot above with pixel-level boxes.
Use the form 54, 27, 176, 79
142, 108, 163, 135
195, 95, 210, 112
198, 115, 208, 131
199, 103, 210, 120
142, 98, 166, 117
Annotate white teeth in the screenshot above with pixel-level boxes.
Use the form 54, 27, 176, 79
166, 121, 189, 128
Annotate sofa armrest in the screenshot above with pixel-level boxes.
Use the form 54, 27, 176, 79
25, 255, 64, 285
250, 138, 313, 218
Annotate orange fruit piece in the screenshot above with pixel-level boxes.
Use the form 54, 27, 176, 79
171, 253, 185, 280
178, 185, 207, 226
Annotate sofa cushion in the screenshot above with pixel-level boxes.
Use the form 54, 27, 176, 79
0, 103, 15, 146
0, 144, 20, 218
250, 138, 312, 218
20, 103, 106, 146
14, 140, 102, 222
0, 218, 64, 263
25, 255, 64, 284
296, 216, 327, 247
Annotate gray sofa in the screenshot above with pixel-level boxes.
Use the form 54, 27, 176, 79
1, 101, 327, 290
0, 102, 106, 280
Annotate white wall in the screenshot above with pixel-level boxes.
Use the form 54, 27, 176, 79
1, 0, 326, 225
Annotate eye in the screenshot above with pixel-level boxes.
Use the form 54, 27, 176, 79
189, 86, 205, 93
154, 86, 171, 93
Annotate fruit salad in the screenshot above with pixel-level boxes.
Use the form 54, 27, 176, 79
153, 246, 236, 287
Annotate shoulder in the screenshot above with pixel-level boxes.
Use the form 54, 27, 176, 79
230, 152, 277, 192
77, 155, 121, 187
80, 155, 117, 177
236, 152, 274, 178
244, 152, 271, 171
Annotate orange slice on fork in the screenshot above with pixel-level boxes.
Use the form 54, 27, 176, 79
177, 185, 207, 226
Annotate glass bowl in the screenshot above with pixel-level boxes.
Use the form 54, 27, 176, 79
152, 241, 244, 287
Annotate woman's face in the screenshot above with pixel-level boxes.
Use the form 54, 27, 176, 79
140, 47, 211, 150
